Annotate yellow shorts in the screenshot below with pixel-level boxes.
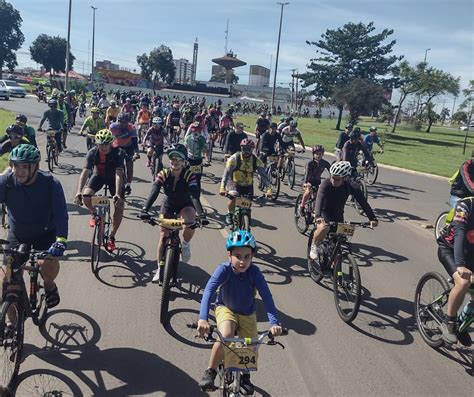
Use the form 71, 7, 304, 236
215, 306, 258, 338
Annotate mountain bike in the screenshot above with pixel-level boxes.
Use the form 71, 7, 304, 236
169, 126, 181, 144
350, 170, 368, 215
434, 210, 449, 240
265, 155, 281, 201
79, 102, 86, 118
143, 215, 201, 325
357, 150, 380, 185
414, 272, 473, 348
227, 193, 253, 232
45, 129, 60, 172
188, 322, 287, 396
0, 241, 50, 390
307, 221, 371, 323
89, 186, 112, 275
149, 146, 164, 182
137, 122, 149, 148
294, 185, 317, 234
279, 147, 296, 189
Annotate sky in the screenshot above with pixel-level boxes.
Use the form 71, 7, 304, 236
9, 0, 474, 106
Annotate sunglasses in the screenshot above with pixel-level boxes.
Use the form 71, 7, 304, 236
331, 176, 343, 182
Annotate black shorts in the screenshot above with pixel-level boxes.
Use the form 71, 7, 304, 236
438, 244, 474, 276
86, 174, 125, 198
236, 185, 253, 199
121, 145, 135, 161
160, 198, 194, 218
281, 141, 295, 152
6, 229, 56, 251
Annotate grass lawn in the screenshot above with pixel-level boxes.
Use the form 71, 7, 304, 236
234, 114, 472, 177
0, 109, 15, 171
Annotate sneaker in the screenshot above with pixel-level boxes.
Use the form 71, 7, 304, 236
106, 237, 116, 252
240, 373, 255, 395
458, 331, 472, 347
441, 320, 458, 344
89, 214, 98, 228
309, 244, 318, 260
152, 261, 165, 285
181, 241, 191, 262
225, 213, 233, 225
124, 185, 132, 195
199, 368, 217, 391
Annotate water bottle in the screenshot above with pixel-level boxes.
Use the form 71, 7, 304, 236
458, 301, 473, 324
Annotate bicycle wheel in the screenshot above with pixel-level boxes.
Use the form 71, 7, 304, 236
102, 209, 111, 248
306, 229, 324, 283
47, 146, 55, 172
160, 245, 176, 325
414, 272, 450, 348
90, 221, 102, 274
333, 253, 361, 323
269, 165, 280, 201
434, 212, 448, 240
151, 155, 157, 181
31, 285, 48, 327
280, 159, 286, 181
287, 160, 296, 189
217, 364, 229, 397
365, 164, 378, 185
353, 179, 368, 214
54, 146, 59, 166
294, 194, 309, 234
0, 299, 25, 390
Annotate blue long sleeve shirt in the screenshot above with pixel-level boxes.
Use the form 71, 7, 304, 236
0, 171, 68, 240
199, 262, 279, 325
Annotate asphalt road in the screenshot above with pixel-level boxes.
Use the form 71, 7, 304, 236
0, 97, 471, 396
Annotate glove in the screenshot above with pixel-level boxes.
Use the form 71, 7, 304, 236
48, 238, 67, 257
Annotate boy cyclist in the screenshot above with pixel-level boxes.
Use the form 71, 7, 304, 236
197, 230, 282, 394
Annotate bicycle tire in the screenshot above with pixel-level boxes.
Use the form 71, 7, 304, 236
90, 221, 102, 274
333, 253, 361, 323
434, 211, 449, 240
102, 209, 111, 248
365, 164, 378, 185
160, 245, 175, 325
280, 159, 286, 181
414, 272, 450, 348
288, 159, 296, 189
294, 194, 309, 234
307, 229, 324, 283
217, 363, 229, 397
54, 146, 59, 166
269, 164, 280, 201
47, 146, 55, 172
31, 289, 48, 327
0, 299, 25, 391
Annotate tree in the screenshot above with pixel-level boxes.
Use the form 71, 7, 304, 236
300, 21, 402, 129
137, 45, 176, 92
452, 111, 468, 124
439, 107, 450, 125
458, 80, 473, 115
30, 34, 75, 83
209, 71, 239, 84
0, 0, 25, 78
331, 78, 387, 123
422, 101, 439, 133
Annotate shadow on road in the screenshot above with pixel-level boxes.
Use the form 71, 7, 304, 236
368, 182, 425, 202
14, 368, 82, 397
351, 242, 409, 267
374, 207, 427, 223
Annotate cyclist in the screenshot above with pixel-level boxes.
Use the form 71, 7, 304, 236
255, 112, 270, 138
166, 103, 183, 140
0, 125, 30, 156
136, 103, 152, 143
223, 122, 247, 157
74, 130, 125, 252
309, 161, 378, 260
57, 93, 71, 148
121, 98, 134, 120
66, 90, 78, 126
79, 107, 106, 149
448, 153, 474, 208
219, 110, 234, 146
280, 120, 305, 153
140, 144, 198, 283
143, 117, 169, 170
15, 114, 37, 147
437, 196, 474, 344
98, 93, 110, 114
38, 99, 65, 152
197, 230, 282, 393
335, 123, 353, 161
152, 104, 164, 119
258, 122, 284, 165
341, 128, 373, 171
0, 144, 68, 308
105, 100, 120, 125
298, 145, 330, 214
364, 127, 384, 154
220, 139, 271, 225
110, 113, 140, 195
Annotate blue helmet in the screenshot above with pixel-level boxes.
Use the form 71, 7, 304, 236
226, 230, 257, 251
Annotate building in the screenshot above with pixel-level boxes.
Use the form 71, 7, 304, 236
211, 65, 226, 77
173, 58, 193, 84
95, 60, 120, 71
249, 65, 270, 86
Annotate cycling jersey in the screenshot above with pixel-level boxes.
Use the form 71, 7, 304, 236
220, 116, 233, 130
137, 109, 151, 124
281, 126, 301, 143
224, 131, 247, 155
199, 261, 279, 325
335, 131, 350, 150
98, 98, 110, 109
57, 101, 70, 123
184, 134, 207, 160
110, 122, 138, 149
315, 178, 376, 222
221, 152, 267, 188
105, 106, 120, 123
0, 137, 30, 156
364, 134, 381, 151
80, 116, 105, 135
304, 159, 331, 187
23, 125, 37, 147
168, 110, 181, 126
121, 103, 133, 114
450, 160, 474, 198
143, 126, 168, 147
0, 171, 68, 241
259, 131, 284, 155
39, 109, 65, 131
256, 117, 270, 134
84, 146, 125, 179
342, 141, 372, 167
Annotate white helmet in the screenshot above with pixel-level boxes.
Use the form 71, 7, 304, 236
329, 161, 352, 178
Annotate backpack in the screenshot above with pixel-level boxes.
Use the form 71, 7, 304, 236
235, 153, 257, 173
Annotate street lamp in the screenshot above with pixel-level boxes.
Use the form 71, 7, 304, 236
91, 5, 98, 86
423, 48, 431, 63
270, 2, 289, 113
65, 0, 72, 91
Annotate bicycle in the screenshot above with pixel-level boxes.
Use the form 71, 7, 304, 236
45, 129, 60, 172
169, 126, 181, 144
79, 102, 86, 118
307, 221, 371, 323
188, 322, 287, 396
143, 215, 201, 325
350, 170, 368, 215
434, 210, 449, 240
356, 150, 380, 185
84, 133, 96, 151
0, 241, 50, 390
227, 193, 253, 232
279, 147, 297, 189
89, 186, 112, 275
264, 155, 281, 201
137, 122, 149, 148
294, 185, 317, 234
149, 146, 164, 182
414, 272, 473, 348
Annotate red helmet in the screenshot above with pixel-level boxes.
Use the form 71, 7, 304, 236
240, 138, 255, 149
312, 145, 325, 154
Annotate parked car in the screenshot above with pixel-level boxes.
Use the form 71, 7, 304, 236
0, 81, 10, 100
460, 122, 474, 132
0, 79, 26, 98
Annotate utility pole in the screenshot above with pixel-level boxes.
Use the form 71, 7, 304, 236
295, 70, 299, 115
290, 68, 296, 109
91, 6, 98, 86
65, 0, 72, 91
270, 2, 289, 113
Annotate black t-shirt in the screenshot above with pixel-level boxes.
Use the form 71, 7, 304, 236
85, 147, 125, 179
169, 110, 181, 126
259, 131, 283, 153
304, 159, 331, 186
256, 118, 270, 133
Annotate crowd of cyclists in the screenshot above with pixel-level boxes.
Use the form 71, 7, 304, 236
0, 85, 472, 393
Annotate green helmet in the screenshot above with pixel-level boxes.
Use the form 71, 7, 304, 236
9, 144, 41, 163
95, 129, 114, 144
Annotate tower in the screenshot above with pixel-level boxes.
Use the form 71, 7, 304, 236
192, 38, 198, 83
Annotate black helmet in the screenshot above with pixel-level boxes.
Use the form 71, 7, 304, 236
167, 143, 187, 160
15, 114, 27, 123
117, 113, 128, 122
349, 129, 361, 139
48, 99, 58, 107
6, 124, 24, 136
345, 123, 353, 130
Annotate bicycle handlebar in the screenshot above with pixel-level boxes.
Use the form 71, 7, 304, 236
0, 239, 50, 261
138, 214, 202, 230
